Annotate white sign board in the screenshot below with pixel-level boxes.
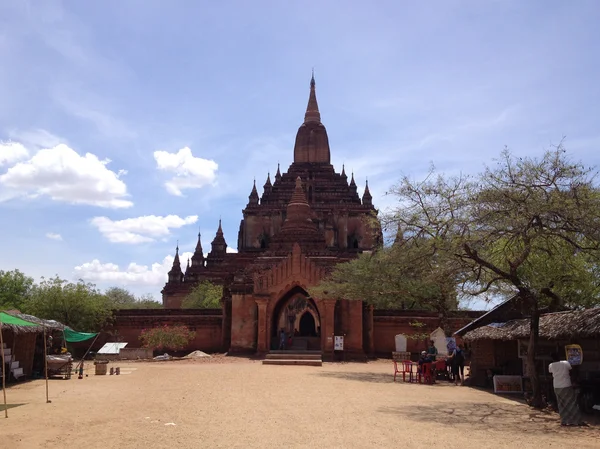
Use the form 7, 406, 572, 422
334, 336, 344, 351
395, 334, 407, 352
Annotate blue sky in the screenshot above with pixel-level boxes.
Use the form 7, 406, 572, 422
1, 1, 599, 309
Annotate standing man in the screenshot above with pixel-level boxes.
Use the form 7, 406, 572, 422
450, 344, 465, 385
279, 329, 286, 350
549, 352, 583, 426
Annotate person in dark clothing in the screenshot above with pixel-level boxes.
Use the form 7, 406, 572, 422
450, 344, 465, 385
279, 329, 286, 350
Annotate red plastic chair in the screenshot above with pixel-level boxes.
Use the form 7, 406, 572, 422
393, 360, 400, 382
393, 360, 413, 382
420, 362, 433, 384
402, 361, 414, 382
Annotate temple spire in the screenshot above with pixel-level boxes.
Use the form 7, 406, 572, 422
341, 164, 347, 180
304, 71, 321, 123
168, 244, 183, 283
275, 163, 282, 183
362, 179, 372, 206
248, 179, 259, 206
192, 228, 205, 267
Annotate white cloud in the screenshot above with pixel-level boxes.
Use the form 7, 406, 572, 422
91, 215, 198, 244
46, 232, 63, 241
0, 141, 29, 166
74, 251, 194, 286
75, 246, 238, 287
154, 147, 218, 196
7, 129, 64, 151
0, 143, 132, 208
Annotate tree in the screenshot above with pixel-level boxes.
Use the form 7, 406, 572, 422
139, 325, 195, 352
135, 293, 163, 309
104, 287, 162, 309
104, 287, 137, 308
387, 145, 600, 407
313, 239, 459, 315
181, 281, 222, 309
25, 276, 114, 332
0, 269, 35, 310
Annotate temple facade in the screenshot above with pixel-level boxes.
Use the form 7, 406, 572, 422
161, 75, 382, 357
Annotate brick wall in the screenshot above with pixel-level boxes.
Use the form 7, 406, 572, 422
468, 340, 495, 386
103, 309, 223, 354
372, 312, 478, 358
229, 294, 257, 353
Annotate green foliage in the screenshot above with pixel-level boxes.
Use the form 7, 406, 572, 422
105, 287, 162, 309
133, 293, 163, 309
0, 269, 34, 310
104, 286, 137, 308
182, 281, 222, 309
139, 324, 195, 352
24, 276, 114, 332
313, 238, 459, 313
386, 144, 600, 406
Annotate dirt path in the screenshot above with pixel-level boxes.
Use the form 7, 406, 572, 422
1, 359, 598, 448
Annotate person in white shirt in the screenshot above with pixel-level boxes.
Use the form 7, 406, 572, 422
548, 352, 583, 426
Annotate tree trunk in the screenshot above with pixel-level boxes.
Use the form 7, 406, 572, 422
527, 302, 543, 408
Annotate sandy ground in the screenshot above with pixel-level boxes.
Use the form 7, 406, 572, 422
1, 358, 599, 449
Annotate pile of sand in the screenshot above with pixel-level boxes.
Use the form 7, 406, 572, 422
184, 350, 211, 359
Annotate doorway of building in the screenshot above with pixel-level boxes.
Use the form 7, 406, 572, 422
271, 286, 321, 351
299, 311, 317, 336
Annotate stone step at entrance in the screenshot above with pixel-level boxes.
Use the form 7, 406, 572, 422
265, 352, 322, 361
262, 350, 323, 367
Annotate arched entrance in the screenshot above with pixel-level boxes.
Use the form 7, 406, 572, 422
271, 286, 321, 351
299, 312, 316, 336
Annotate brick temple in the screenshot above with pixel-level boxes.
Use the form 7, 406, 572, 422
161, 75, 382, 357
103, 76, 481, 360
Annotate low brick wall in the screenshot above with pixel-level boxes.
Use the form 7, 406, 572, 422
100, 309, 224, 354
119, 347, 153, 359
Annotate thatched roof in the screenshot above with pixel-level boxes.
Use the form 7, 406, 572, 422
463, 307, 600, 341
0, 311, 44, 333
6, 312, 67, 331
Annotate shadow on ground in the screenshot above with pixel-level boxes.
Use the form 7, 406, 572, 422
314, 371, 395, 383
314, 370, 460, 386
0, 403, 26, 411
378, 401, 600, 436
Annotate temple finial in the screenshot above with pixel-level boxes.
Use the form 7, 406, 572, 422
304, 71, 320, 123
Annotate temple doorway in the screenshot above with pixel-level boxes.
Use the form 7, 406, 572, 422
299, 312, 316, 336
271, 286, 321, 351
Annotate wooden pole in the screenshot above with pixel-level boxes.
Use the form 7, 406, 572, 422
43, 327, 50, 403
74, 332, 100, 373
0, 321, 8, 418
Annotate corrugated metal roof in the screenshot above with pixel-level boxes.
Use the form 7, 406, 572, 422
97, 342, 128, 354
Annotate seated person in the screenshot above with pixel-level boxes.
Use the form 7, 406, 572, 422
427, 340, 438, 359
418, 351, 433, 371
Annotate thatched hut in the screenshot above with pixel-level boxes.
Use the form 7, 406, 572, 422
456, 306, 600, 388
1, 312, 44, 381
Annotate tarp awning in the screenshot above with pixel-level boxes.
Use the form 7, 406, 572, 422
63, 328, 98, 343
0, 311, 42, 332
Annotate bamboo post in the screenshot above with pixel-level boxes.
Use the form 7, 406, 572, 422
74, 333, 100, 373
0, 320, 8, 418
43, 327, 50, 403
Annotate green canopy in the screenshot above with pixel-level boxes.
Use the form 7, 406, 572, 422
63, 328, 98, 343
0, 311, 42, 332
